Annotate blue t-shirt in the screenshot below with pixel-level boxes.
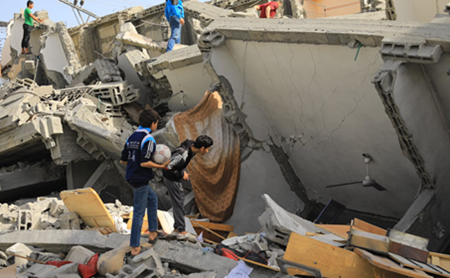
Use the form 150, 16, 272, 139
120, 126, 156, 186
165, 0, 184, 20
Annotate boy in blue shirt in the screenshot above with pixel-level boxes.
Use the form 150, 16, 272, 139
120, 108, 169, 256
165, 0, 185, 52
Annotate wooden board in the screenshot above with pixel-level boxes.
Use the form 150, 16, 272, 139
126, 210, 174, 235
126, 211, 148, 234
284, 232, 405, 278
389, 240, 429, 263
429, 252, 450, 272
316, 224, 352, 239
354, 218, 387, 236
389, 253, 450, 277
354, 248, 433, 278
349, 229, 390, 253
158, 210, 175, 234
60, 188, 117, 232
191, 220, 234, 242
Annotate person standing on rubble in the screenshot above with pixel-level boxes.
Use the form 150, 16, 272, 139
254, 0, 282, 18
162, 135, 214, 241
164, 0, 185, 52
21, 1, 44, 55
120, 108, 170, 256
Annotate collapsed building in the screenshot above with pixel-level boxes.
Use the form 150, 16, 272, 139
1, 0, 450, 268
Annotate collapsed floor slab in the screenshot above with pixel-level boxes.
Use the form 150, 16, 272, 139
0, 230, 130, 253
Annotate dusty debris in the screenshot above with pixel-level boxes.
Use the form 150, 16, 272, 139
2, 0, 450, 277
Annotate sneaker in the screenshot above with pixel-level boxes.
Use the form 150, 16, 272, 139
177, 232, 197, 243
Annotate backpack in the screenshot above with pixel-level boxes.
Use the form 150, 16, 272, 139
243, 250, 269, 265
214, 244, 244, 261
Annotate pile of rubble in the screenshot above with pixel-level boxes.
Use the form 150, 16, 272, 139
2, 191, 450, 278
0, 192, 303, 278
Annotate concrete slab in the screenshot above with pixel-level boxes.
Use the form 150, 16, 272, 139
66, 245, 95, 265
0, 230, 130, 253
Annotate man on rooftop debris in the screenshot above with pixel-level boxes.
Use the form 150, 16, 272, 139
162, 135, 213, 241
254, 0, 282, 18
21, 1, 44, 55
120, 108, 170, 256
165, 0, 185, 52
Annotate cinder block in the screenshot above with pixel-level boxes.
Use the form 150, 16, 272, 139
49, 199, 65, 217
60, 212, 82, 230
42, 262, 79, 278
66, 245, 95, 265
17, 210, 33, 231
131, 249, 164, 276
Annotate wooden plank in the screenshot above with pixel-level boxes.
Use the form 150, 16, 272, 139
192, 222, 226, 240
227, 232, 238, 239
238, 257, 280, 272
429, 252, 450, 272
60, 188, 117, 232
354, 248, 433, 278
354, 218, 387, 236
317, 224, 371, 239
316, 224, 351, 239
284, 232, 405, 278
191, 221, 234, 232
389, 253, 450, 277
349, 229, 390, 253
191, 220, 233, 242
126, 211, 149, 234
389, 241, 429, 263
388, 229, 429, 250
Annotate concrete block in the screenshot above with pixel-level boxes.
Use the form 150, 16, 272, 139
60, 212, 82, 230
66, 246, 95, 265
49, 199, 65, 217
42, 262, 79, 278
94, 59, 122, 83
23, 264, 58, 277
154, 241, 237, 277
119, 264, 157, 278
252, 234, 268, 252
116, 32, 157, 50
17, 209, 33, 230
132, 249, 164, 276
33, 214, 60, 230
6, 243, 33, 267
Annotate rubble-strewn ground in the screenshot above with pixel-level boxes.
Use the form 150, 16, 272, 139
3, 0, 450, 277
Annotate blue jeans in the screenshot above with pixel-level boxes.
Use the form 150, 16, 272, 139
130, 184, 158, 247
166, 16, 182, 52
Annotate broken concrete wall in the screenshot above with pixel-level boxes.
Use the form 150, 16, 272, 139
137, 45, 210, 111
0, 160, 66, 203
136, 4, 169, 44
374, 53, 450, 251
224, 149, 304, 235
39, 22, 82, 88
69, 7, 144, 66
197, 18, 429, 223
1, 21, 12, 68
